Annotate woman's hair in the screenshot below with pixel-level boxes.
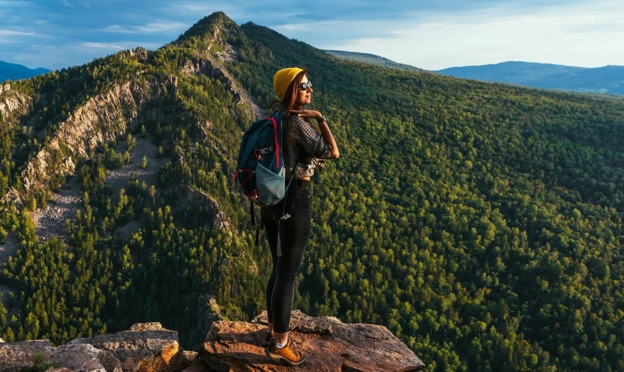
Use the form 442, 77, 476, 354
269, 68, 308, 145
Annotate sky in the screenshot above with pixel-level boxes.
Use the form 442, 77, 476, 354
1, 0, 623, 71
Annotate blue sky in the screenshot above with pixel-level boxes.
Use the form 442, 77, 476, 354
1, 0, 623, 71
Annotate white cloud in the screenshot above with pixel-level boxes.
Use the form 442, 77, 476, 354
78, 41, 159, 50
0, 0, 29, 6
100, 21, 187, 34
80, 42, 123, 49
0, 30, 39, 36
305, 0, 624, 69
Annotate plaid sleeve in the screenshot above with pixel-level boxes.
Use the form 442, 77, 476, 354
291, 116, 333, 159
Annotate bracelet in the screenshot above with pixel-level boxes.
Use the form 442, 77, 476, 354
320, 115, 327, 123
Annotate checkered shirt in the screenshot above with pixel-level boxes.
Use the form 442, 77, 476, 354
283, 114, 333, 180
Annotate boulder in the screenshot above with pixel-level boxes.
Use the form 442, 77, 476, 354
0, 323, 195, 372
197, 310, 425, 371
69, 322, 189, 372
0, 340, 120, 372
0, 340, 53, 372
46, 343, 116, 372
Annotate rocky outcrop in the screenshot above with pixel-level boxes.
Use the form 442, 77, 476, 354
198, 310, 425, 371
69, 322, 195, 372
0, 313, 424, 372
0, 340, 122, 372
20, 76, 178, 192
0, 91, 30, 118
0, 323, 196, 372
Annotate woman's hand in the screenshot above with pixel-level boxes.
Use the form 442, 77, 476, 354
291, 109, 323, 121
291, 109, 339, 159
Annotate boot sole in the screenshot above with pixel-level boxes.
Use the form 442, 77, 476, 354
265, 347, 306, 366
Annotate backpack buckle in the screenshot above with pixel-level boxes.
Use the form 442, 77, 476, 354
253, 149, 263, 161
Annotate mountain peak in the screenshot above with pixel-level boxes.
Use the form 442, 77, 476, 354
174, 11, 238, 45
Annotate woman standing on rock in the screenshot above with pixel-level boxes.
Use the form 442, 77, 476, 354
262, 67, 339, 366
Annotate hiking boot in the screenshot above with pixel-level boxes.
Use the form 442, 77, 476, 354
265, 339, 306, 366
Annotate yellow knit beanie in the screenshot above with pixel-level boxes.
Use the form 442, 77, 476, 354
274, 67, 304, 101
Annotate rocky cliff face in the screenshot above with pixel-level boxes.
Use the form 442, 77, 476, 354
20, 75, 178, 193
0, 89, 30, 119
0, 312, 424, 372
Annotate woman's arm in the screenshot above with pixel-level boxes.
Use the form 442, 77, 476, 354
291, 110, 339, 159
317, 118, 339, 159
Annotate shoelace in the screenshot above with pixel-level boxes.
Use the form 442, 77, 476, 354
284, 341, 303, 358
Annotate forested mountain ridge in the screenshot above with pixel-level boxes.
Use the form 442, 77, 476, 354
324, 50, 422, 71
1, 11, 624, 371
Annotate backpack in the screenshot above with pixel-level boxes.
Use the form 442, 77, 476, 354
234, 112, 298, 247
233, 112, 288, 207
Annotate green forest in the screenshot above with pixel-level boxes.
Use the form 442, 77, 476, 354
2, 11, 624, 371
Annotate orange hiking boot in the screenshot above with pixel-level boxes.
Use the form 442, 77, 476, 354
265, 339, 306, 366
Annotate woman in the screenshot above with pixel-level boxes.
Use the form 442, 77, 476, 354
263, 67, 339, 366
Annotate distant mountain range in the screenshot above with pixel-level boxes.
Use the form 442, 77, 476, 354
437, 61, 624, 95
324, 50, 422, 71
327, 51, 624, 96
0, 61, 50, 81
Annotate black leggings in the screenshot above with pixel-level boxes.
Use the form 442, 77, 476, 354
261, 180, 312, 333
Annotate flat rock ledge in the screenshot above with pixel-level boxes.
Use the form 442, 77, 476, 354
198, 310, 425, 372
0, 323, 196, 372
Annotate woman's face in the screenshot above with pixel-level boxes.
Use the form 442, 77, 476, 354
294, 74, 312, 107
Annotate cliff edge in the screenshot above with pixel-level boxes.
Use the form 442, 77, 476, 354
0, 311, 424, 372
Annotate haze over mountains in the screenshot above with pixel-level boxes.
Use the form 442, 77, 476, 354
324, 50, 422, 71
0, 61, 50, 81
2, 11, 624, 371
328, 51, 624, 96
4, 51, 623, 97
438, 61, 624, 95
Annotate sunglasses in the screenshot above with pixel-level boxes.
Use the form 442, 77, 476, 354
297, 81, 313, 90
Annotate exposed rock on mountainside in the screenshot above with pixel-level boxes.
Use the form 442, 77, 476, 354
180, 54, 264, 120
199, 310, 425, 371
30, 176, 81, 242
30, 136, 169, 242
0, 90, 29, 118
188, 295, 224, 351
20, 76, 178, 193
105, 137, 168, 201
